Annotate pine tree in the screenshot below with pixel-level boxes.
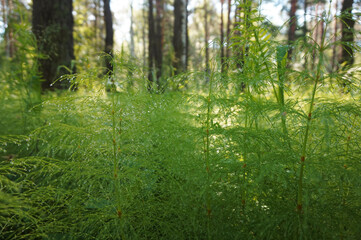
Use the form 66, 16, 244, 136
32, 0, 75, 90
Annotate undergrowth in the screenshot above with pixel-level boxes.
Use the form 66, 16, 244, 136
1, 1, 361, 239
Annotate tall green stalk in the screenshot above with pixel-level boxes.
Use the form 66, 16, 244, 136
242, 88, 249, 213
204, 64, 215, 239
110, 90, 125, 239
276, 45, 292, 148
339, 117, 354, 239
297, 11, 329, 214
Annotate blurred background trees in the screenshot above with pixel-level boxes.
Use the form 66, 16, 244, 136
0, 0, 359, 92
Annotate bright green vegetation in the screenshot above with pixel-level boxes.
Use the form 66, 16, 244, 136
1, 7, 361, 240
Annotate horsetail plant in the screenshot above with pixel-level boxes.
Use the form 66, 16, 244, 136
297, 5, 330, 217
204, 62, 215, 240
1, 1, 361, 239
109, 81, 126, 239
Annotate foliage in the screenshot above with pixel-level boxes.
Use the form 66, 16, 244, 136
1, 1, 361, 240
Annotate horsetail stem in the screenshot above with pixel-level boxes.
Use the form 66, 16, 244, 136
110, 89, 126, 239
297, 11, 329, 213
204, 62, 215, 240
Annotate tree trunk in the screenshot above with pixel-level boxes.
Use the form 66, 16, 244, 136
2, 0, 15, 58
8, 0, 14, 57
130, 3, 135, 58
173, 0, 187, 75
154, 0, 163, 90
1, 0, 9, 57
32, 0, 75, 90
303, 0, 308, 69
288, 0, 298, 59
185, 0, 189, 70
233, 4, 243, 70
220, 0, 225, 73
339, 0, 355, 69
319, 4, 325, 46
311, 3, 319, 71
225, 0, 231, 68
204, 0, 210, 79
331, 0, 338, 71
93, 0, 102, 51
103, 0, 114, 77
302, 0, 307, 37
142, 1, 147, 69
148, 0, 155, 91
127, 2, 135, 89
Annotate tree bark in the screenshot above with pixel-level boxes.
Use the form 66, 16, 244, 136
148, 0, 155, 91
204, 0, 210, 79
185, 0, 189, 70
288, 0, 298, 59
220, 0, 225, 73
339, 0, 355, 69
148, 0, 163, 91
1, 0, 15, 58
233, 4, 243, 70
93, 0, 102, 51
1, 0, 9, 57
319, 4, 325, 46
225, 0, 231, 67
303, 0, 308, 69
173, 0, 187, 75
103, 0, 114, 77
130, 3, 135, 58
155, 0, 163, 89
32, 0, 75, 90
142, 1, 147, 69
331, 0, 338, 71
311, 3, 319, 71
7, 0, 14, 57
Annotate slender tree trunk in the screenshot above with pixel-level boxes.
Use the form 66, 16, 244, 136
1, 0, 8, 57
319, 4, 325, 46
288, 0, 298, 59
173, 0, 187, 75
130, 3, 135, 58
93, 0, 98, 45
303, 0, 307, 36
204, 0, 210, 80
142, 2, 147, 69
225, 0, 231, 69
93, 0, 101, 51
182, 0, 187, 71
232, 2, 244, 90
234, 4, 244, 71
103, 0, 114, 77
155, 0, 163, 90
314, 3, 319, 44
331, 0, 338, 71
8, 0, 14, 57
148, 0, 155, 91
303, 0, 308, 69
220, 0, 225, 73
32, 0, 75, 90
339, 0, 355, 69
240, 0, 250, 91
127, 2, 135, 89
185, 0, 189, 70
312, 3, 319, 71
147, 0, 163, 91
2, 0, 15, 57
